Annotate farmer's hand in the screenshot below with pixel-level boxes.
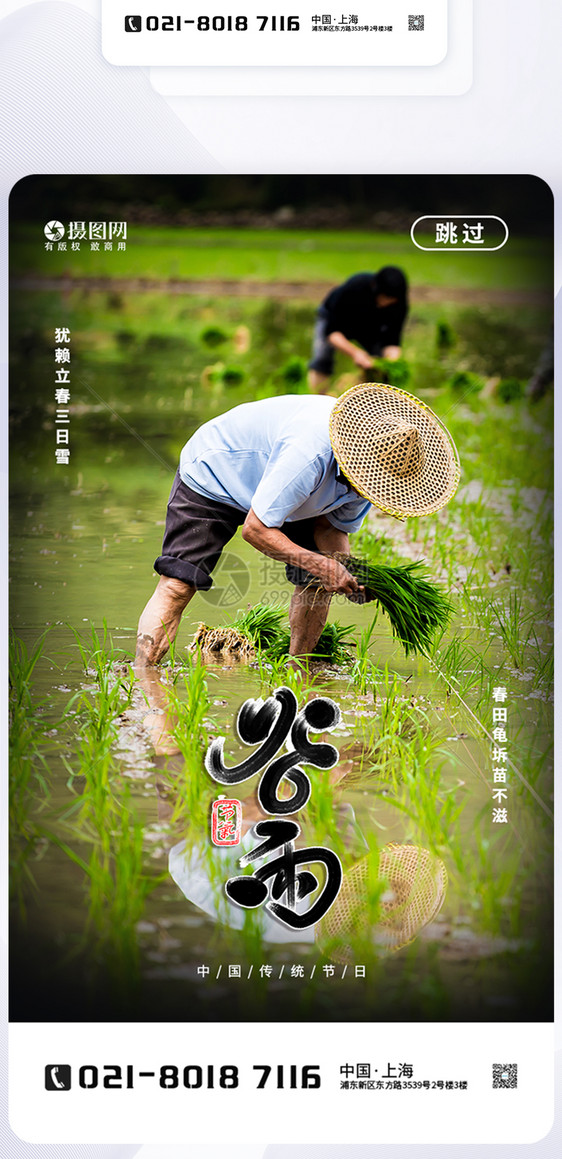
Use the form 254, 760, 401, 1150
314, 556, 363, 596
382, 345, 401, 361
352, 349, 375, 370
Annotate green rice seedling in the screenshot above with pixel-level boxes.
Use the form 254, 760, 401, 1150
68, 667, 133, 764
311, 621, 354, 664
115, 328, 136, 348
257, 629, 293, 663
355, 686, 441, 787
85, 795, 155, 982
56, 643, 160, 987
228, 604, 353, 666
373, 357, 411, 389
144, 332, 186, 351
281, 661, 313, 699
201, 362, 246, 388
279, 355, 308, 388
383, 752, 467, 861
436, 320, 456, 352
71, 621, 127, 684
263, 619, 353, 666
433, 636, 487, 695
349, 526, 398, 566
62, 627, 136, 859
9, 632, 54, 908
190, 603, 287, 660
68, 687, 133, 841
455, 820, 526, 937
529, 636, 554, 693
9, 632, 52, 830
447, 370, 484, 396
164, 652, 215, 830
52, 800, 163, 990
454, 307, 542, 380
232, 603, 287, 650
200, 324, 229, 348
492, 591, 534, 670
221, 365, 246, 387
253, 647, 292, 688
299, 768, 348, 862
497, 377, 523, 403
338, 556, 453, 657
378, 673, 424, 740
350, 620, 380, 695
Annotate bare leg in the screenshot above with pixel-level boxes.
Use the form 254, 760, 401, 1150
288, 584, 332, 659
133, 663, 182, 755
135, 575, 195, 666
307, 369, 331, 394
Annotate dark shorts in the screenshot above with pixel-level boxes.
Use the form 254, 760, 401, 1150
308, 310, 383, 376
154, 473, 322, 590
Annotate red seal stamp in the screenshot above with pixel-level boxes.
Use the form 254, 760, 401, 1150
211, 796, 242, 846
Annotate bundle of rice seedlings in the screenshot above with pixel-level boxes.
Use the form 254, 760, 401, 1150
331, 554, 452, 657
279, 355, 308, 390
190, 622, 255, 658
496, 377, 523, 403
369, 358, 411, 389
206, 363, 246, 387
264, 620, 353, 665
190, 605, 287, 659
232, 604, 287, 650
189, 604, 354, 665
221, 365, 246, 387
448, 370, 483, 395
200, 325, 229, 348
436, 320, 456, 352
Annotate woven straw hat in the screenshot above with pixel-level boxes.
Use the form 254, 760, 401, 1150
329, 383, 460, 519
315, 843, 448, 963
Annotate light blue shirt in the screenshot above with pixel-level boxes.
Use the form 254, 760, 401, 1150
179, 395, 370, 532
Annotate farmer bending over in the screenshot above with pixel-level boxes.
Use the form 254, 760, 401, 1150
308, 266, 408, 394
135, 394, 370, 666
135, 383, 459, 666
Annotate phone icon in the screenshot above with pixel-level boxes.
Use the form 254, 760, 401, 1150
124, 15, 142, 32
45, 1064, 71, 1091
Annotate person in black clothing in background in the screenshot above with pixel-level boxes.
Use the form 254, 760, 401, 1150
308, 266, 409, 393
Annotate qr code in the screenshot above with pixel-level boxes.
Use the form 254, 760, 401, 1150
493, 1063, 518, 1089
408, 15, 425, 30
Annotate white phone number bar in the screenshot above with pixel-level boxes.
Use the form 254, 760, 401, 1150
102, 2, 448, 67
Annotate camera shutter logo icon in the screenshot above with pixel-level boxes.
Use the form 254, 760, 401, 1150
44, 221, 65, 242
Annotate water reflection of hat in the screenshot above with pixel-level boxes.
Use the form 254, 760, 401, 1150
316, 843, 448, 963
329, 383, 460, 519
